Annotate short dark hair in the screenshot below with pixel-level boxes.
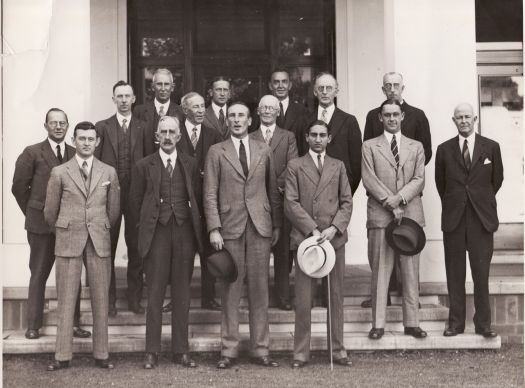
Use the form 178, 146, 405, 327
210, 76, 230, 89
112, 80, 132, 95
227, 101, 251, 118
73, 121, 98, 138
306, 119, 331, 135
380, 99, 403, 113
270, 67, 290, 78
45, 108, 68, 124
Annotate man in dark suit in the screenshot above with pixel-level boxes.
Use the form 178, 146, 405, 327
435, 103, 503, 338
361, 72, 432, 308
250, 95, 298, 310
129, 116, 203, 369
203, 76, 230, 139
204, 102, 283, 369
11, 108, 90, 340
134, 68, 184, 147
95, 81, 155, 316
44, 122, 121, 371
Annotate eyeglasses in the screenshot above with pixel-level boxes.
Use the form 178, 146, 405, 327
47, 121, 68, 128
383, 83, 402, 90
259, 106, 278, 113
316, 85, 334, 93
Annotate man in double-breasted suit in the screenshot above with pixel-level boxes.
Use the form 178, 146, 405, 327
250, 94, 298, 310
362, 100, 427, 340
133, 68, 184, 147
285, 120, 353, 368
203, 77, 230, 139
204, 102, 283, 369
129, 116, 204, 369
44, 122, 120, 371
435, 103, 503, 338
12, 108, 90, 340
95, 81, 155, 316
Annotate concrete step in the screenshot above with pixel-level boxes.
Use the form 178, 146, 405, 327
2, 330, 501, 354
490, 250, 524, 276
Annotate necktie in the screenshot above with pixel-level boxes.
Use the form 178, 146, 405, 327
81, 161, 89, 189
219, 108, 225, 127
158, 105, 165, 117
277, 101, 284, 127
122, 118, 128, 134
191, 127, 199, 149
321, 109, 328, 124
391, 134, 399, 168
317, 154, 323, 175
239, 139, 249, 177
462, 139, 471, 170
166, 158, 173, 177
56, 145, 63, 163
264, 128, 272, 145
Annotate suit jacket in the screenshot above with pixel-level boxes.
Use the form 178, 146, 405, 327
44, 157, 121, 258
12, 140, 75, 234
362, 134, 425, 229
203, 105, 229, 140
435, 134, 503, 233
94, 115, 154, 172
128, 151, 204, 259
284, 154, 353, 250
364, 101, 432, 165
203, 137, 283, 240
307, 107, 363, 195
133, 100, 184, 143
250, 126, 298, 190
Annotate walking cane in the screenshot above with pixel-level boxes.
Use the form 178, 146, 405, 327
327, 273, 333, 371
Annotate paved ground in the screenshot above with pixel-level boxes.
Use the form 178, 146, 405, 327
3, 344, 523, 388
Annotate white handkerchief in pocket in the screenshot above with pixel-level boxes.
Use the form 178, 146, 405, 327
483, 158, 491, 165
101, 181, 111, 187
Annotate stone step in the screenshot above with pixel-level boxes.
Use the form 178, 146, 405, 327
490, 250, 524, 276
2, 330, 501, 354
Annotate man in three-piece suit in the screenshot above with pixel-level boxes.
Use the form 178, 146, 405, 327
250, 94, 298, 311
178, 92, 223, 310
134, 68, 185, 147
129, 116, 203, 369
435, 103, 503, 338
361, 72, 432, 308
204, 102, 283, 369
362, 100, 427, 340
44, 122, 120, 371
285, 120, 353, 368
95, 81, 155, 316
11, 108, 90, 340
203, 76, 230, 139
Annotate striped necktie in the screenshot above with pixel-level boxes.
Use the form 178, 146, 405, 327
122, 118, 128, 134
219, 108, 225, 127
391, 134, 399, 168
462, 139, 471, 170
166, 158, 173, 177
191, 127, 199, 149
264, 128, 272, 145
321, 109, 328, 124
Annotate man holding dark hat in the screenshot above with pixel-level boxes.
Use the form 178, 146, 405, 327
284, 120, 353, 368
361, 99, 427, 340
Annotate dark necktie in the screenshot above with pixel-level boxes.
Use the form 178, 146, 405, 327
167, 158, 173, 177
122, 118, 128, 134
317, 154, 323, 175
277, 101, 284, 127
219, 108, 225, 127
391, 134, 399, 168
462, 139, 471, 170
239, 139, 249, 177
56, 145, 63, 163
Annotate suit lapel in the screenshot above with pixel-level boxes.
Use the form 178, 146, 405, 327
65, 158, 88, 198
247, 138, 264, 182
300, 153, 321, 186
398, 135, 411, 168
270, 128, 285, 153
148, 153, 162, 200
251, 128, 264, 143
107, 116, 119, 158
314, 156, 337, 198
452, 135, 468, 172
470, 134, 484, 170
41, 140, 59, 170
129, 117, 139, 157
177, 153, 193, 198
222, 138, 246, 178
328, 108, 344, 140
146, 102, 156, 125
88, 159, 104, 197
376, 136, 398, 168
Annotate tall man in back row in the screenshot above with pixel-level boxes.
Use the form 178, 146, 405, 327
203, 76, 231, 139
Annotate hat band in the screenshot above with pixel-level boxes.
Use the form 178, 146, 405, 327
305, 243, 327, 272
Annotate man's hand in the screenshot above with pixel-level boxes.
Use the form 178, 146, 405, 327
383, 194, 403, 211
209, 229, 224, 251
316, 225, 338, 244
271, 228, 280, 247
392, 207, 404, 224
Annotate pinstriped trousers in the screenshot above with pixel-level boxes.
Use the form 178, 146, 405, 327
55, 237, 111, 361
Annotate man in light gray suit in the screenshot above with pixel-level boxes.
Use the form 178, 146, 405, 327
361, 100, 427, 340
44, 122, 121, 371
204, 102, 282, 369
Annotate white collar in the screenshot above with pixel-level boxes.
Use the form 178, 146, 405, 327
75, 154, 94, 171
159, 148, 177, 168
185, 120, 202, 131
212, 102, 227, 118
459, 131, 476, 145
154, 98, 170, 114
260, 123, 276, 134
383, 131, 401, 143
278, 96, 289, 113
48, 138, 65, 154
116, 112, 132, 127
318, 103, 335, 122
309, 149, 326, 165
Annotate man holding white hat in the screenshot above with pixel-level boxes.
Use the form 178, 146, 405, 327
284, 120, 353, 368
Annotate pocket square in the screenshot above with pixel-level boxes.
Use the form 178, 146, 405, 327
101, 181, 111, 187
483, 158, 491, 165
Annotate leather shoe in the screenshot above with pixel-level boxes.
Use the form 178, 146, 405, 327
333, 357, 353, 367
73, 326, 91, 338
202, 299, 221, 310
47, 360, 70, 371
291, 360, 307, 369
108, 304, 117, 317
174, 353, 197, 368
368, 327, 384, 340
144, 353, 157, 369
128, 301, 145, 315
475, 327, 498, 338
251, 356, 279, 367
361, 295, 391, 308
404, 327, 427, 339
25, 329, 40, 340
217, 356, 234, 369
95, 358, 114, 369
443, 327, 464, 337
277, 299, 293, 311
162, 302, 172, 313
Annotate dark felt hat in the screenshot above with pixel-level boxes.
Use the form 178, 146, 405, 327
385, 217, 426, 256
207, 249, 238, 283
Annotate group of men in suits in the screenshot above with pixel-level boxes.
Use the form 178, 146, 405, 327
12, 65, 503, 370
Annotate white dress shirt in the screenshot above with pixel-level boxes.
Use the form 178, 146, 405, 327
317, 103, 335, 123
116, 112, 132, 127
458, 131, 476, 156
154, 98, 171, 116
159, 148, 177, 168
279, 96, 289, 116
383, 131, 401, 158
48, 138, 66, 159
260, 123, 276, 140
75, 154, 94, 173
212, 102, 227, 121
231, 136, 250, 169
185, 120, 202, 141
309, 149, 326, 170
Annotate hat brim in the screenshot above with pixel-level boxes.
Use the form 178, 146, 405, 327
207, 249, 238, 283
297, 236, 336, 278
385, 217, 426, 255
